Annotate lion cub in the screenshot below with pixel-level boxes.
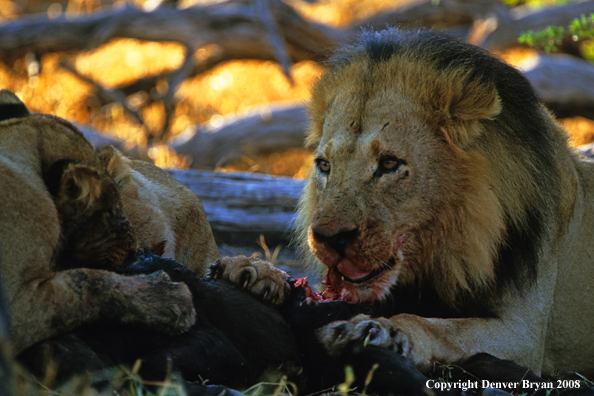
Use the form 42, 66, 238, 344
0, 90, 195, 354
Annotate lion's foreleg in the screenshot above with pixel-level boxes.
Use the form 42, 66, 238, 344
9, 268, 196, 353
385, 312, 547, 374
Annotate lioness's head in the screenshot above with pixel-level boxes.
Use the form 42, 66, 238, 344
46, 159, 137, 270
297, 29, 563, 306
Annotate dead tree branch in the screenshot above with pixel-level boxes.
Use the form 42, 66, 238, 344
252, 0, 294, 83
357, 0, 511, 32
59, 59, 146, 126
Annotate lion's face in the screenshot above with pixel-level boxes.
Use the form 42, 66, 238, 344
307, 93, 461, 302
300, 33, 513, 304
49, 160, 136, 270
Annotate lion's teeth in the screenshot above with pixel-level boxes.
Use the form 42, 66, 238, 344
341, 276, 345, 281
363, 333, 371, 347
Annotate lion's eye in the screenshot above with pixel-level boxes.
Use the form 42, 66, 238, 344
375, 156, 405, 178
381, 158, 398, 170
316, 159, 331, 174
379, 157, 402, 172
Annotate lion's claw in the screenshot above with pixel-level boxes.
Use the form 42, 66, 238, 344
317, 314, 413, 358
127, 271, 197, 335
207, 256, 290, 305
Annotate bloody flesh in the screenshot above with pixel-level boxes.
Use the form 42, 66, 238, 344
294, 276, 344, 302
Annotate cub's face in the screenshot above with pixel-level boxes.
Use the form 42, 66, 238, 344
49, 161, 136, 270
306, 92, 458, 303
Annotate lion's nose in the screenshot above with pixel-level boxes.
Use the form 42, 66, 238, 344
312, 226, 359, 257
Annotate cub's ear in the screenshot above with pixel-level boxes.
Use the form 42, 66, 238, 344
46, 159, 103, 207
0, 90, 30, 121
430, 77, 502, 148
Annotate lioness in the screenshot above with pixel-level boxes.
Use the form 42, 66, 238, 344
98, 145, 220, 276
215, 29, 594, 377
0, 90, 195, 354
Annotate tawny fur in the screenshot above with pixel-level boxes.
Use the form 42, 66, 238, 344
293, 29, 594, 376
0, 90, 196, 353
98, 146, 220, 276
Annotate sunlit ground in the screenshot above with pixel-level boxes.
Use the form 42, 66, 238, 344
0, 0, 592, 175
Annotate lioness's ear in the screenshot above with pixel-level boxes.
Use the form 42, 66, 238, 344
97, 145, 116, 169
431, 79, 502, 147
98, 145, 133, 187
46, 160, 102, 207
0, 89, 30, 121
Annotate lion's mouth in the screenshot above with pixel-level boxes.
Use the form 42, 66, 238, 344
309, 256, 399, 302
334, 256, 397, 284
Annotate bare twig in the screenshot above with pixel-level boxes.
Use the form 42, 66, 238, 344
59, 58, 146, 126
252, 0, 294, 84
153, 44, 195, 144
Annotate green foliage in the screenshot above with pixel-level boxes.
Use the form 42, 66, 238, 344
519, 13, 594, 54
519, 25, 566, 52
500, 0, 575, 8
568, 13, 594, 41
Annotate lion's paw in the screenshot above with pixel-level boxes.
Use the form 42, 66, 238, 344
207, 256, 290, 305
130, 271, 197, 335
317, 314, 413, 358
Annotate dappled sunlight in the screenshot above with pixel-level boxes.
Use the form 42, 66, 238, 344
75, 39, 185, 88
287, 0, 413, 27
218, 148, 314, 178
178, 60, 322, 122
560, 117, 594, 146
0, 53, 94, 122
497, 48, 540, 68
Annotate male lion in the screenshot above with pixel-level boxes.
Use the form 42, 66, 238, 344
216, 29, 594, 377
0, 90, 195, 354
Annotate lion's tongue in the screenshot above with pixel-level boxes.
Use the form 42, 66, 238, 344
336, 258, 372, 281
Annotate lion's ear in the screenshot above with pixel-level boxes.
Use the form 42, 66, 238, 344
431, 80, 502, 147
98, 145, 133, 187
0, 90, 30, 121
97, 145, 116, 169
46, 160, 103, 207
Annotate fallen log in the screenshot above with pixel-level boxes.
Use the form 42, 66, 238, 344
167, 168, 304, 247
171, 105, 310, 169
167, 168, 307, 275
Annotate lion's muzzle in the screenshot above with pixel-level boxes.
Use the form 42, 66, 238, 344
311, 224, 359, 258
